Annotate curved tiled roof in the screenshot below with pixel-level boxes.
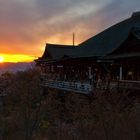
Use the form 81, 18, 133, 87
38, 12, 140, 61
41, 43, 77, 60
78, 12, 140, 57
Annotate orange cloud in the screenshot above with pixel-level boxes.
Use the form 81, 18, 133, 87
0, 0, 140, 63
0, 54, 35, 63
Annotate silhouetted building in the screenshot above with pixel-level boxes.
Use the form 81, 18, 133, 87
35, 12, 140, 94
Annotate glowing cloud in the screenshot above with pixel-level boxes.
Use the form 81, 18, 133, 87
0, 0, 140, 62
0, 56, 4, 63
0, 54, 35, 63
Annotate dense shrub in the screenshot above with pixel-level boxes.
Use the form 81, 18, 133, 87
0, 69, 139, 140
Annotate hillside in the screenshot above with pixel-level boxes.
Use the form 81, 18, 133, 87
0, 62, 35, 74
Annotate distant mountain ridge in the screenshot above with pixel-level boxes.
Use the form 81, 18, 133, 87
0, 62, 35, 74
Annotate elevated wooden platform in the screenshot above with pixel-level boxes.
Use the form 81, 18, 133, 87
118, 80, 140, 90
41, 80, 93, 95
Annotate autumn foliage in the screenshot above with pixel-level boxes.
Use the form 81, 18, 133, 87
0, 69, 139, 140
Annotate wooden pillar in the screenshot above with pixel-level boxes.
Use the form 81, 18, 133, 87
49, 64, 51, 73
88, 67, 92, 77
119, 66, 123, 80
51, 64, 54, 72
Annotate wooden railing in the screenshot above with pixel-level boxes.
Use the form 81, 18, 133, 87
41, 79, 93, 94
118, 80, 140, 90
40, 73, 140, 94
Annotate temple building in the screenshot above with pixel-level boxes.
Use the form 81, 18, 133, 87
35, 12, 140, 94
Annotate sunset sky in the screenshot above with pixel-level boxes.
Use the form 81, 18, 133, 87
0, 0, 140, 62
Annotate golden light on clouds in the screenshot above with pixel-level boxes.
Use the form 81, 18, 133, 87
0, 54, 35, 63
0, 0, 139, 63
0, 56, 4, 63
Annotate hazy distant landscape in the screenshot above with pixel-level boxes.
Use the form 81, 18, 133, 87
0, 62, 34, 74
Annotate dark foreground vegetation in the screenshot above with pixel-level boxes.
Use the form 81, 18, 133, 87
0, 68, 139, 140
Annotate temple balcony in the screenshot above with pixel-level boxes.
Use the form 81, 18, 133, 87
118, 80, 140, 90
40, 73, 117, 94
40, 73, 140, 95
41, 79, 93, 95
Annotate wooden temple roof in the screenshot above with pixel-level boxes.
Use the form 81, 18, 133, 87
37, 43, 77, 61
78, 12, 140, 58
37, 12, 140, 62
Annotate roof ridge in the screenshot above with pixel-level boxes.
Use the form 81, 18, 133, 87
79, 17, 131, 46
48, 46, 76, 49
132, 11, 140, 17
46, 43, 75, 47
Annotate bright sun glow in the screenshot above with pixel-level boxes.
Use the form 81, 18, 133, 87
0, 56, 4, 63
0, 54, 35, 63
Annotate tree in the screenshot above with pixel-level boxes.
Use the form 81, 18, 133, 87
0, 68, 48, 140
